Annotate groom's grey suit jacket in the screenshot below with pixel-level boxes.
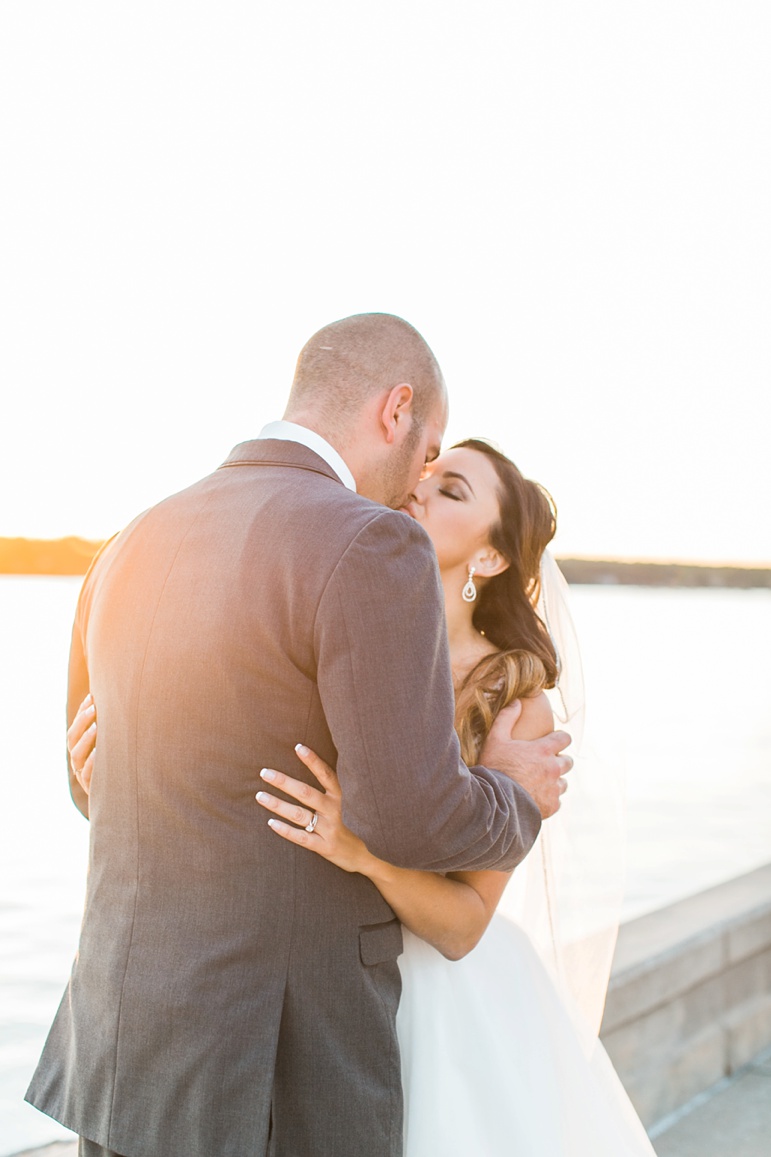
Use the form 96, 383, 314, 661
27, 439, 541, 1157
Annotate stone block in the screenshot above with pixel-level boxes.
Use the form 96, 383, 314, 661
603, 999, 686, 1074
724, 947, 771, 1006
726, 992, 771, 1072
622, 1023, 726, 1127
639, 1027, 722, 1124
603, 933, 724, 1033
726, 905, 771, 965
606, 969, 751, 1096
678, 971, 727, 1038
665, 1024, 727, 1114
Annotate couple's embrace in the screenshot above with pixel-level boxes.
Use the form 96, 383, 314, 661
27, 313, 654, 1155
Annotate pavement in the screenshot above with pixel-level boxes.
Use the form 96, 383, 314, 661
12, 1047, 771, 1157
651, 1045, 771, 1157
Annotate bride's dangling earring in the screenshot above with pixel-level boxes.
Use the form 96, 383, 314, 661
461, 566, 477, 603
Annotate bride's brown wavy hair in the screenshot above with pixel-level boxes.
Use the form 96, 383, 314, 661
451, 439, 559, 764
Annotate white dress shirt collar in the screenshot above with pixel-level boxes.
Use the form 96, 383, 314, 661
258, 420, 357, 493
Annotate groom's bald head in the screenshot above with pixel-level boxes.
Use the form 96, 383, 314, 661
284, 312, 446, 436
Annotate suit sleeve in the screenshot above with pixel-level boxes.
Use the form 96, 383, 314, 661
314, 510, 541, 872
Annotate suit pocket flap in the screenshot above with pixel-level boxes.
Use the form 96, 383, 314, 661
359, 919, 403, 966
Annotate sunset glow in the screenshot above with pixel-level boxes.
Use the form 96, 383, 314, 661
2, 3, 769, 564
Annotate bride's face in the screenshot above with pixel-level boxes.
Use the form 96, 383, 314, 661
402, 447, 503, 572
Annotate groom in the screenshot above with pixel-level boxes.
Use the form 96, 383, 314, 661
28, 313, 571, 1157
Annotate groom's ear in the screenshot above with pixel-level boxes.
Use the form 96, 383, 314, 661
380, 384, 415, 445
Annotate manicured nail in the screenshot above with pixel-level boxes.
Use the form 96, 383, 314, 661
255, 792, 269, 803
88, 722, 97, 734
268, 818, 283, 830
295, 744, 309, 756
260, 768, 276, 781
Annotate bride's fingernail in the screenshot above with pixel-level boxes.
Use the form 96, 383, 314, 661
260, 768, 276, 781
295, 744, 309, 756
255, 792, 270, 803
268, 818, 283, 830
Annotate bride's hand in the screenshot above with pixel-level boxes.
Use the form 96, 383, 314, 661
256, 745, 373, 875
68, 693, 97, 795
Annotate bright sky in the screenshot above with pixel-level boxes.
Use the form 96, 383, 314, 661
1, 2, 769, 562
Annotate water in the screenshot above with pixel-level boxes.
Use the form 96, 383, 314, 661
1, 578, 87, 1153
1, 576, 769, 1153
573, 585, 771, 915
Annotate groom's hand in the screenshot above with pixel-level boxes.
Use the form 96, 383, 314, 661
480, 703, 572, 820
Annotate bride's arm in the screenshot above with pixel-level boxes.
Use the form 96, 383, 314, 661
366, 856, 510, 961
257, 692, 555, 961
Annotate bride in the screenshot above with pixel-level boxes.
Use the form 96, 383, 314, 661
68, 438, 655, 1156
255, 438, 656, 1156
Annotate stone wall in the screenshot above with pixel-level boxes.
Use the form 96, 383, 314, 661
600, 862, 771, 1127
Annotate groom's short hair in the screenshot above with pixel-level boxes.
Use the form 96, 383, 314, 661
287, 313, 444, 427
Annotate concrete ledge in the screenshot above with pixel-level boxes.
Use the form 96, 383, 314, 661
600, 863, 771, 1127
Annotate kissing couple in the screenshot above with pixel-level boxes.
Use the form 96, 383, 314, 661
28, 312, 655, 1155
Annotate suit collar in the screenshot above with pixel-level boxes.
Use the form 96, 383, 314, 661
219, 439, 345, 486
257, 421, 357, 491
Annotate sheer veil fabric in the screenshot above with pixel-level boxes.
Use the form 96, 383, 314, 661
497, 550, 627, 1036
395, 552, 655, 1156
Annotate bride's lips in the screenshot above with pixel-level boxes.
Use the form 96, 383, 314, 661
400, 501, 418, 519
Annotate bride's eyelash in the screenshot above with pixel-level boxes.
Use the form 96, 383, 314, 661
438, 488, 462, 501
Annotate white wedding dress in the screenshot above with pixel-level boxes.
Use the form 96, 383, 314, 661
396, 914, 656, 1156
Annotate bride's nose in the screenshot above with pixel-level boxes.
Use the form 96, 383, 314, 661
412, 477, 429, 504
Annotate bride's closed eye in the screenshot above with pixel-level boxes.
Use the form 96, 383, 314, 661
438, 488, 463, 501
